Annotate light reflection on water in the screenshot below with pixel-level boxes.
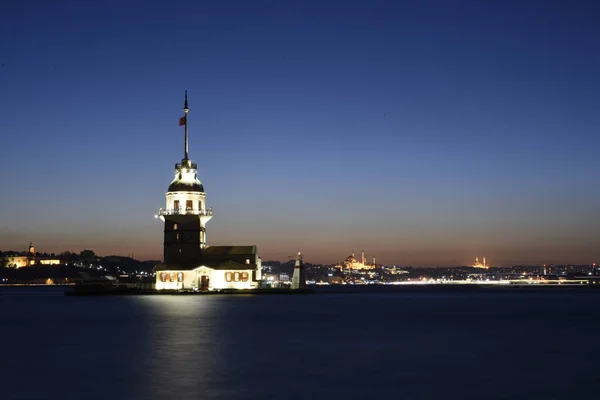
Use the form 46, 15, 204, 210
134, 296, 231, 399
1, 288, 600, 400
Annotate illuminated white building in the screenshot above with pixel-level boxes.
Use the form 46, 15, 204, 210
154, 92, 262, 291
3, 242, 61, 268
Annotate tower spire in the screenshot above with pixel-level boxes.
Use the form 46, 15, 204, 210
184, 90, 189, 162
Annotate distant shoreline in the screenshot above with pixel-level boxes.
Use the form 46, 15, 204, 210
0, 283, 75, 287
2, 283, 600, 295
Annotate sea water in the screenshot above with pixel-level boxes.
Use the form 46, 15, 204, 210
1, 286, 599, 400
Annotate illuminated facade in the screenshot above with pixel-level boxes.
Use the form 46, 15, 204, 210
472, 257, 489, 269
4, 255, 33, 268
154, 92, 262, 291
338, 250, 376, 271
3, 242, 61, 268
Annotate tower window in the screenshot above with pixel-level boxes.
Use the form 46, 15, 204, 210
176, 233, 180, 240
174, 200, 180, 211
173, 223, 178, 230
198, 200, 202, 210
186, 200, 193, 211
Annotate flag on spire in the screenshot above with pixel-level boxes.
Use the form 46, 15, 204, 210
179, 116, 186, 126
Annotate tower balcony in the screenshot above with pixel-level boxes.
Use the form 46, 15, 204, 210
158, 208, 213, 216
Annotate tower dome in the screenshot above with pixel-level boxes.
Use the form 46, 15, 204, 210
168, 180, 204, 193
167, 165, 205, 193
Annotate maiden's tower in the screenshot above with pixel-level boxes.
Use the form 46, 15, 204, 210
154, 92, 262, 291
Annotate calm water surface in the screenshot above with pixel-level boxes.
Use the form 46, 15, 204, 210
1, 287, 599, 400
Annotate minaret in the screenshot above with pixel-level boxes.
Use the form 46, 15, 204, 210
372, 256, 376, 267
361, 250, 365, 265
291, 252, 306, 290
158, 91, 213, 265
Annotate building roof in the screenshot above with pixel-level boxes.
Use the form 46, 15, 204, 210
154, 260, 254, 271
202, 245, 256, 256
154, 245, 258, 271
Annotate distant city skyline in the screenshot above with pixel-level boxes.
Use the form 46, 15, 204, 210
1, 1, 599, 266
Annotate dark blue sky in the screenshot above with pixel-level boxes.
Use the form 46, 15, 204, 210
1, 0, 599, 266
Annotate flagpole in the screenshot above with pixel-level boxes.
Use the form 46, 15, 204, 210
184, 90, 189, 162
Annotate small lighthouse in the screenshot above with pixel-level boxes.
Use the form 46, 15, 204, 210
291, 252, 306, 290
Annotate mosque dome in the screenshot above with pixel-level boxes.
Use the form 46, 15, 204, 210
345, 254, 358, 263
